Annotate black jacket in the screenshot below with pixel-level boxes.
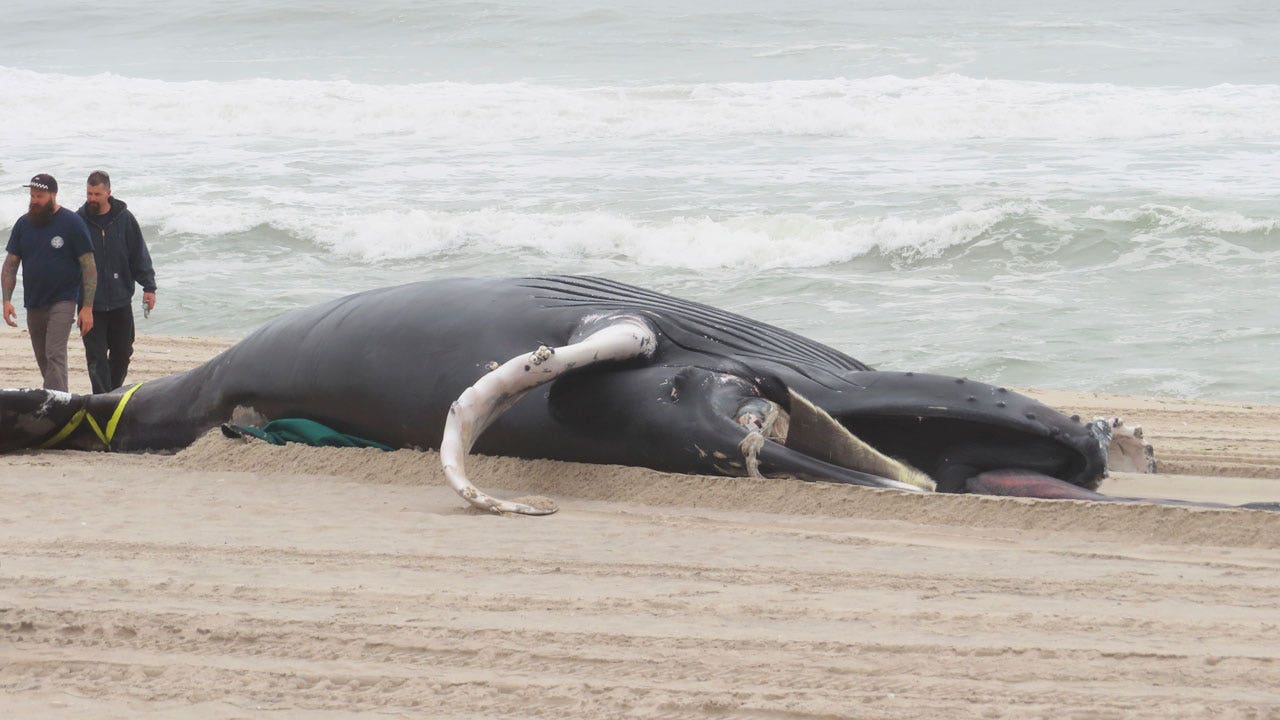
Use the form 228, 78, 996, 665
76, 197, 157, 311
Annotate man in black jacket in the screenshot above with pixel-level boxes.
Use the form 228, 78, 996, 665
77, 170, 157, 393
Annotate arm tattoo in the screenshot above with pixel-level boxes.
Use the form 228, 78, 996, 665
78, 253, 98, 309
2, 253, 18, 303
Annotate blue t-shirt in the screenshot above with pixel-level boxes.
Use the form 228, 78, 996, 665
5, 207, 95, 308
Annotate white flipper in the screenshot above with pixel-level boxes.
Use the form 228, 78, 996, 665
439, 316, 657, 514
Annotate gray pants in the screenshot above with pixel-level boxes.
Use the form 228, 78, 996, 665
26, 300, 76, 392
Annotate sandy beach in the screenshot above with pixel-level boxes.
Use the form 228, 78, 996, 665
3, 330, 1279, 719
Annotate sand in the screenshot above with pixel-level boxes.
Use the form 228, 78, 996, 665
2, 330, 1279, 719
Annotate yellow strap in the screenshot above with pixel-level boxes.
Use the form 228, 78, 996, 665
41, 382, 145, 449
104, 381, 145, 443
84, 412, 110, 445
39, 408, 87, 449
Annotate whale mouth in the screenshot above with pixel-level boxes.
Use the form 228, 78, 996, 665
778, 390, 936, 491
831, 414, 1102, 494
747, 387, 1104, 495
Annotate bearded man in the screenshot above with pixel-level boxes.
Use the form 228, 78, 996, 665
2, 173, 97, 392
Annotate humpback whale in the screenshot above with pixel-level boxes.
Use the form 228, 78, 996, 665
3, 276, 1272, 514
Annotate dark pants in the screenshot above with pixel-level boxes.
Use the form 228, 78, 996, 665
82, 305, 136, 394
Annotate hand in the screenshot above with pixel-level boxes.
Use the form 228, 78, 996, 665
143, 292, 156, 312
2, 301, 16, 327
77, 305, 94, 336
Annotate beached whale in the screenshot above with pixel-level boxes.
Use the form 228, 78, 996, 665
2, 275, 1272, 514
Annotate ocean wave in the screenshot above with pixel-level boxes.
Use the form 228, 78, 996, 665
1083, 204, 1280, 235
2, 67, 1277, 143
3, 197, 1272, 272
156, 205, 1022, 267
119, 202, 1275, 270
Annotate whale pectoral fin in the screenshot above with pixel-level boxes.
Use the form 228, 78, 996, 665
439, 315, 657, 515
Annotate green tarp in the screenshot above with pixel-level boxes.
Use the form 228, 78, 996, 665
220, 418, 394, 451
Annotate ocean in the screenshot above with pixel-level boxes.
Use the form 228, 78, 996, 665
2, 1, 1277, 400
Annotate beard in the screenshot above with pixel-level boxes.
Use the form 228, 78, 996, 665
28, 200, 56, 227
86, 200, 103, 215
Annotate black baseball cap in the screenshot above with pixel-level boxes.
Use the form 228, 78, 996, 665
24, 174, 58, 193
